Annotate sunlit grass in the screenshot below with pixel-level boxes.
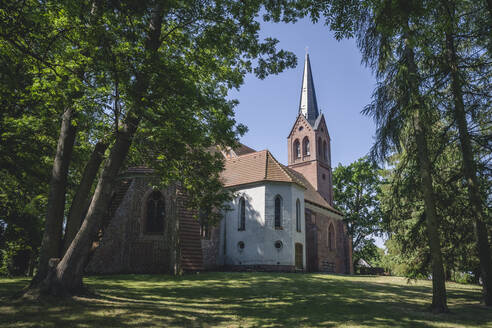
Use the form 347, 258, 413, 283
0, 273, 490, 327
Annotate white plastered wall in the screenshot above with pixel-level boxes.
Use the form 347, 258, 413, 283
218, 182, 305, 269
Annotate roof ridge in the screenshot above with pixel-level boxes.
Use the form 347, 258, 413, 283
280, 163, 306, 188
284, 166, 342, 215
225, 149, 267, 162
264, 150, 269, 180
265, 150, 306, 188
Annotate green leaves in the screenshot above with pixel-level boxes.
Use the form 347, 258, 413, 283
333, 156, 383, 252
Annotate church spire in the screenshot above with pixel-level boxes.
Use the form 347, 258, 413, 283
299, 52, 319, 125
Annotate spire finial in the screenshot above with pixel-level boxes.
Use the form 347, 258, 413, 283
305, 46, 309, 54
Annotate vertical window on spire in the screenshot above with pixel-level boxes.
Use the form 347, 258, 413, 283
303, 137, 310, 156
318, 137, 322, 157
294, 139, 301, 159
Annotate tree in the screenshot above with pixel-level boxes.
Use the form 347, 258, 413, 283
380, 145, 483, 282
434, 0, 492, 305
0, 0, 297, 295
332, 157, 383, 259
300, 0, 450, 312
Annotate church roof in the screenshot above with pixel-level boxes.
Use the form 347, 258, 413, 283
283, 166, 341, 215
234, 143, 256, 156
221, 150, 305, 189
220, 148, 341, 215
299, 53, 319, 125
312, 114, 323, 130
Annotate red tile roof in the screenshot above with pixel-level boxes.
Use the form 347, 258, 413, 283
220, 149, 341, 215
283, 166, 341, 215
221, 150, 305, 188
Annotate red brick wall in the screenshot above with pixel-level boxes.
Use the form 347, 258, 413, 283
287, 114, 333, 205
305, 208, 352, 274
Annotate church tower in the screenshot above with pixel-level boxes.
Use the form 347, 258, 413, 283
287, 53, 333, 205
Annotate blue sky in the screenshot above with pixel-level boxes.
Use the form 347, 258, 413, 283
229, 18, 385, 248
229, 18, 376, 168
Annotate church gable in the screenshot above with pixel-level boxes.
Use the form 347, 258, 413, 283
287, 113, 313, 139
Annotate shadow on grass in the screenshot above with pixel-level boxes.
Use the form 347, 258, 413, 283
1, 273, 490, 327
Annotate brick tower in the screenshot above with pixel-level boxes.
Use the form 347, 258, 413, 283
287, 53, 333, 205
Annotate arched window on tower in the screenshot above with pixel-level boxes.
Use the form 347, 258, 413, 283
294, 139, 301, 159
323, 140, 328, 161
303, 137, 310, 156
328, 223, 335, 251
317, 137, 322, 157
238, 197, 246, 231
145, 190, 165, 234
274, 195, 282, 229
296, 199, 301, 232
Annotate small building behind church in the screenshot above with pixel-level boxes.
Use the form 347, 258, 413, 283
86, 53, 353, 275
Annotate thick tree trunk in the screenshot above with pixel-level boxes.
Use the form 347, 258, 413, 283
44, 115, 140, 293
445, 28, 492, 306
62, 141, 108, 254
414, 115, 448, 313
404, 37, 448, 313
34, 107, 76, 283
36, 4, 165, 295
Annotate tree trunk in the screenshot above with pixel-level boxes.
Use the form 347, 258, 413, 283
36, 4, 165, 295
444, 26, 492, 306
44, 115, 140, 293
404, 35, 448, 313
62, 141, 108, 254
34, 107, 76, 283
413, 113, 449, 313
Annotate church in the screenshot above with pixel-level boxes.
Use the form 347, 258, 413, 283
86, 54, 353, 275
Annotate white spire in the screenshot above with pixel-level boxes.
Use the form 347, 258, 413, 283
299, 52, 319, 125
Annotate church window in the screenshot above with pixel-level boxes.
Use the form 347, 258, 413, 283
145, 190, 165, 234
296, 199, 301, 232
317, 137, 322, 157
294, 139, 301, 159
274, 195, 282, 229
275, 240, 283, 249
323, 140, 328, 161
238, 197, 246, 231
299, 126, 303, 131
199, 209, 210, 239
303, 137, 310, 156
328, 223, 336, 251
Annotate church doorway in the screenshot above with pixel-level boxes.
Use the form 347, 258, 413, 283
295, 243, 303, 270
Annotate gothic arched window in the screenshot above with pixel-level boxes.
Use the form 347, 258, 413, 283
294, 139, 301, 159
145, 190, 165, 234
303, 137, 310, 156
238, 197, 246, 231
296, 199, 301, 232
317, 137, 322, 157
323, 140, 328, 161
274, 195, 282, 229
328, 223, 335, 251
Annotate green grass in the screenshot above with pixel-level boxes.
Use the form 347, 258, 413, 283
1, 273, 491, 327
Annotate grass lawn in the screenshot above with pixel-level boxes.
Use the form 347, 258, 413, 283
0, 273, 491, 327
